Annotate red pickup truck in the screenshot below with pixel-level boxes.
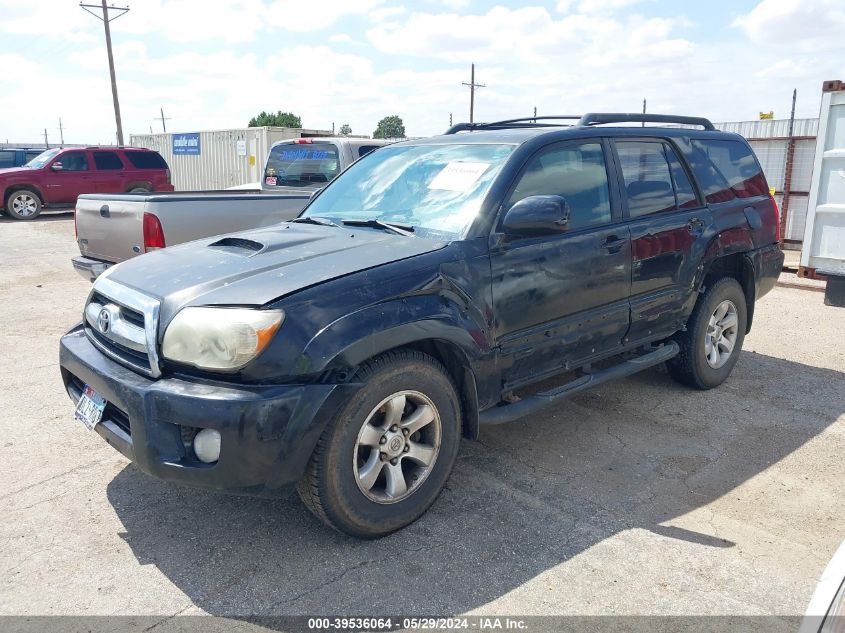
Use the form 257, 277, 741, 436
1, 146, 173, 220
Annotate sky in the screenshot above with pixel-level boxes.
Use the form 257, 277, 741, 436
0, 0, 843, 144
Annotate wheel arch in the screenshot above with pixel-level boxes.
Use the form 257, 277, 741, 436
4, 184, 44, 205
699, 251, 756, 333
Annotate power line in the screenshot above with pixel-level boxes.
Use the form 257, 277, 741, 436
80, 1, 130, 145
461, 63, 485, 124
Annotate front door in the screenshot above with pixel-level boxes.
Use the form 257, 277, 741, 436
612, 139, 712, 343
43, 151, 93, 205
490, 140, 631, 390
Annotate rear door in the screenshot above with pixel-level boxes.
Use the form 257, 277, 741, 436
43, 150, 94, 205
490, 139, 631, 389
612, 138, 712, 343
90, 150, 127, 194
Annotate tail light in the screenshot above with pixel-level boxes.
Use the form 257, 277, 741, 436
292, 138, 313, 144
143, 212, 166, 251
73, 207, 78, 240
769, 192, 781, 243
165, 168, 171, 185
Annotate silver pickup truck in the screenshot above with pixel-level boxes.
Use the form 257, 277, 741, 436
72, 137, 389, 281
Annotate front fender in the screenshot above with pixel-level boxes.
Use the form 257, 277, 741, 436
300, 294, 492, 374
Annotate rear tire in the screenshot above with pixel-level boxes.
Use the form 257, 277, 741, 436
297, 350, 461, 538
667, 277, 747, 390
6, 189, 42, 220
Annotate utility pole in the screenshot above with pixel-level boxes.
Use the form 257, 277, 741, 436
533, 106, 537, 122
43, 128, 49, 147
58, 118, 65, 145
81, 1, 129, 145
780, 88, 798, 246
449, 113, 452, 127
155, 107, 171, 133
462, 63, 485, 123
642, 98, 647, 127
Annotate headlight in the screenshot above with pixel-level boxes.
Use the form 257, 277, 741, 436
161, 307, 283, 371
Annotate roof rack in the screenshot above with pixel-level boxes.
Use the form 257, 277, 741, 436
445, 115, 582, 134
444, 112, 716, 134
578, 113, 715, 130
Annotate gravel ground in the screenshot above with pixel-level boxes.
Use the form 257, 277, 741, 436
0, 213, 843, 630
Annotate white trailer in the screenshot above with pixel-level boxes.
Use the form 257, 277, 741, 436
800, 80, 845, 306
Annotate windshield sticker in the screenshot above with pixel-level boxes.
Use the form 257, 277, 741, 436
265, 176, 277, 186
277, 149, 333, 161
428, 161, 490, 192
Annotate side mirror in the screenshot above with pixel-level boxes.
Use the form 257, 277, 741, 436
51, 162, 63, 171
502, 195, 571, 237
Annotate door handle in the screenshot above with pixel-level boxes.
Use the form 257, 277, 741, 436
687, 217, 705, 236
602, 235, 626, 254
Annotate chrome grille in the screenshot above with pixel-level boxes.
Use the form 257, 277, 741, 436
84, 277, 162, 378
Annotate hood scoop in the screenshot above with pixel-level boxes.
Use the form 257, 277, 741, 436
208, 236, 265, 256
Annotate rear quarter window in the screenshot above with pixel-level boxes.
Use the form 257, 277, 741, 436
124, 151, 168, 170
692, 139, 769, 201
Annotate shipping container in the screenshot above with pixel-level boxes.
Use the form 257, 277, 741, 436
800, 80, 845, 305
128, 126, 335, 191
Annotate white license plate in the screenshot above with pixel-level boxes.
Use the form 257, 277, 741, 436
74, 385, 106, 431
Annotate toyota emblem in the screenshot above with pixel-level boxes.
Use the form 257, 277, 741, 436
97, 308, 111, 333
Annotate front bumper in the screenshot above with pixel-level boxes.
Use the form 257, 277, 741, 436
72, 255, 111, 282
59, 324, 352, 497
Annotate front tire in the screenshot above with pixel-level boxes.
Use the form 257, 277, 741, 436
6, 189, 42, 220
297, 350, 461, 538
667, 277, 747, 390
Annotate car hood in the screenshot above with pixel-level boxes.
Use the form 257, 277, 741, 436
0, 167, 30, 177
103, 223, 447, 326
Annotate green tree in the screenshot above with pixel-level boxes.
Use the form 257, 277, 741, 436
373, 115, 405, 139
248, 111, 302, 128
338, 123, 352, 136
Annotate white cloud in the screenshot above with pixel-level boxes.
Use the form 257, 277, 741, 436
1, 0, 844, 144
733, 0, 845, 50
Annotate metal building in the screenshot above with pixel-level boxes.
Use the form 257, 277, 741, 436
128, 126, 335, 191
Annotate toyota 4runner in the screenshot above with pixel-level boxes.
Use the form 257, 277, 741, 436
59, 113, 784, 538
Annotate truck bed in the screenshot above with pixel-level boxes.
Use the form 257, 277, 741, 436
75, 189, 311, 267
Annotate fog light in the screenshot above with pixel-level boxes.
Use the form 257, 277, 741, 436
193, 429, 221, 463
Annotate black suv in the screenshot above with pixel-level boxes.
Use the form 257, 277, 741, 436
60, 113, 784, 538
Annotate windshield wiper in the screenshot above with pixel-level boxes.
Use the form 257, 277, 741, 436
290, 216, 340, 227
341, 219, 415, 237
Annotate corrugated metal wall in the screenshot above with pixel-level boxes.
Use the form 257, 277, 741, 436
129, 127, 332, 190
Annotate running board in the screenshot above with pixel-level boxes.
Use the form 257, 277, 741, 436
479, 342, 680, 426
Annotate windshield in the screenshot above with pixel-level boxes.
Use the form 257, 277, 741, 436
25, 148, 61, 168
303, 143, 515, 240
264, 142, 340, 188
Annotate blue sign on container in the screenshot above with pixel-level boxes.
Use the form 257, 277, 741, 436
172, 132, 201, 155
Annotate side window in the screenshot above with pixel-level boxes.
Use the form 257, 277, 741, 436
125, 151, 168, 169
358, 145, 380, 158
93, 151, 124, 170
616, 141, 676, 218
663, 144, 698, 209
0, 150, 14, 169
507, 142, 612, 231
59, 152, 89, 171
693, 139, 768, 199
